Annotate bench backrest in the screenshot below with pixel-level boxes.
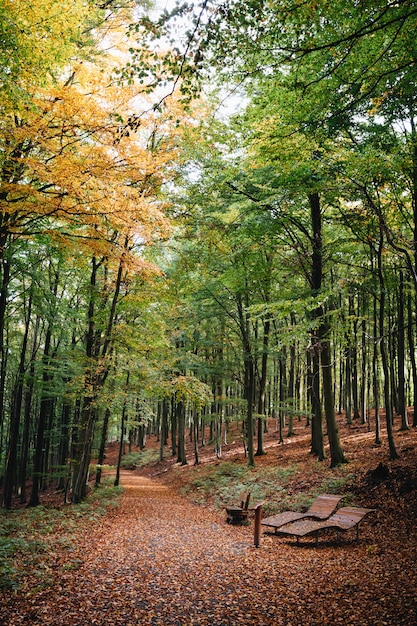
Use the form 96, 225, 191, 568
239, 492, 251, 510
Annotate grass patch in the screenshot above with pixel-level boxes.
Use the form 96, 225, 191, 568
120, 449, 159, 470
179, 457, 356, 516
182, 461, 299, 509
0, 478, 122, 590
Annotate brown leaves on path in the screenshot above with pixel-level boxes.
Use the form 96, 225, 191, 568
2, 456, 417, 626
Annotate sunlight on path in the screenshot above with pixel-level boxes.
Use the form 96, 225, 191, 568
113, 471, 170, 492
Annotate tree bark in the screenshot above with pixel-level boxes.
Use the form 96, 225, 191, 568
256, 316, 271, 455
236, 293, 255, 466
176, 399, 187, 465
115, 374, 129, 487
72, 243, 126, 503
407, 290, 417, 427
28, 323, 54, 507
376, 234, 399, 460
2, 286, 32, 508
397, 272, 409, 430
308, 192, 345, 466
95, 407, 111, 487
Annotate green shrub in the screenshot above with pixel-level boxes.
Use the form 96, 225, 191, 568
180, 457, 355, 516
120, 449, 159, 469
183, 462, 298, 510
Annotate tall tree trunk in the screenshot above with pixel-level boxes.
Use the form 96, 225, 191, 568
171, 395, 177, 457
310, 345, 325, 459
350, 297, 360, 421
236, 293, 255, 466
309, 192, 345, 466
193, 410, 200, 465
407, 290, 417, 427
2, 287, 32, 508
19, 356, 36, 504
28, 324, 54, 507
376, 235, 399, 460
320, 319, 347, 467
95, 407, 111, 487
397, 272, 409, 430
256, 316, 270, 455
360, 306, 367, 426
71, 241, 126, 503
159, 398, 169, 462
279, 349, 287, 438
176, 399, 187, 465
344, 340, 352, 425
287, 332, 296, 437
372, 288, 382, 445
0, 256, 10, 467
115, 373, 129, 487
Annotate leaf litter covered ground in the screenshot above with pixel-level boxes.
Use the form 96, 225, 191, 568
1, 418, 417, 625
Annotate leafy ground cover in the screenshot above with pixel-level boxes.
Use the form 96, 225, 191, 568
0, 481, 122, 591
1, 416, 416, 625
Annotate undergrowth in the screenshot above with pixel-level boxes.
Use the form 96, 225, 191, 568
180, 459, 355, 516
0, 479, 122, 590
120, 449, 159, 469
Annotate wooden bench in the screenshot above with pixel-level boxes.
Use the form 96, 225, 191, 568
226, 492, 251, 524
261, 494, 343, 532
274, 506, 376, 544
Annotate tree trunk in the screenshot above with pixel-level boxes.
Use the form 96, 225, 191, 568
350, 297, 360, 421
95, 407, 111, 487
71, 244, 125, 503
372, 288, 382, 445
256, 316, 270, 455
193, 410, 200, 465
171, 395, 177, 457
287, 334, 296, 437
0, 256, 10, 467
344, 340, 352, 425
308, 191, 340, 462
407, 290, 417, 427
360, 311, 367, 425
54, 393, 71, 492
376, 235, 399, 460
19, 356, 36, 503
320, 319, 347, 467
159, 399, 169, 462
115, 375, 129, 487
176, 400, 187, 465
310, 344, 325, 459
2, 290, 32, 508
236, 293, 255, 466
28, 324, 53, 507
397, 272, 409, 430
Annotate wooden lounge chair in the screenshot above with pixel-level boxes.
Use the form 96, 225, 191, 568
261, 494, 343, 532
274, 506, 376, 544
226, 492, 251, 524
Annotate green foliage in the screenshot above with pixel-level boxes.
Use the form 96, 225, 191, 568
120, 449, 159, 469
182, 461, 298, 508
180, 458, 355, 515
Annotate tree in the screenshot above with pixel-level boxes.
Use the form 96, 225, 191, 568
0, 0, 195, 506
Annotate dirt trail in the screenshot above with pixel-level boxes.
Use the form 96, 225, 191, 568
2, 470, 416, 625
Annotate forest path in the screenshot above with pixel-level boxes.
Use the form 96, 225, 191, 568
2, 470, 416, 625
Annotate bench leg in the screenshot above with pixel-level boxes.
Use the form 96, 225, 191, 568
254, 504, 262, 547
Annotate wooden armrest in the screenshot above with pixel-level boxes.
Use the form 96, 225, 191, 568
249, 500, 265, 511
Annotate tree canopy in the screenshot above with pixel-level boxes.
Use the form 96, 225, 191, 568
1, 0, 417, 508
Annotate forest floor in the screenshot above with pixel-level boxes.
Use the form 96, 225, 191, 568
1, 416, 417, 625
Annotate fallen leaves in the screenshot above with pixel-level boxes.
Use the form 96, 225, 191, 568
1, 422, 417, 625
